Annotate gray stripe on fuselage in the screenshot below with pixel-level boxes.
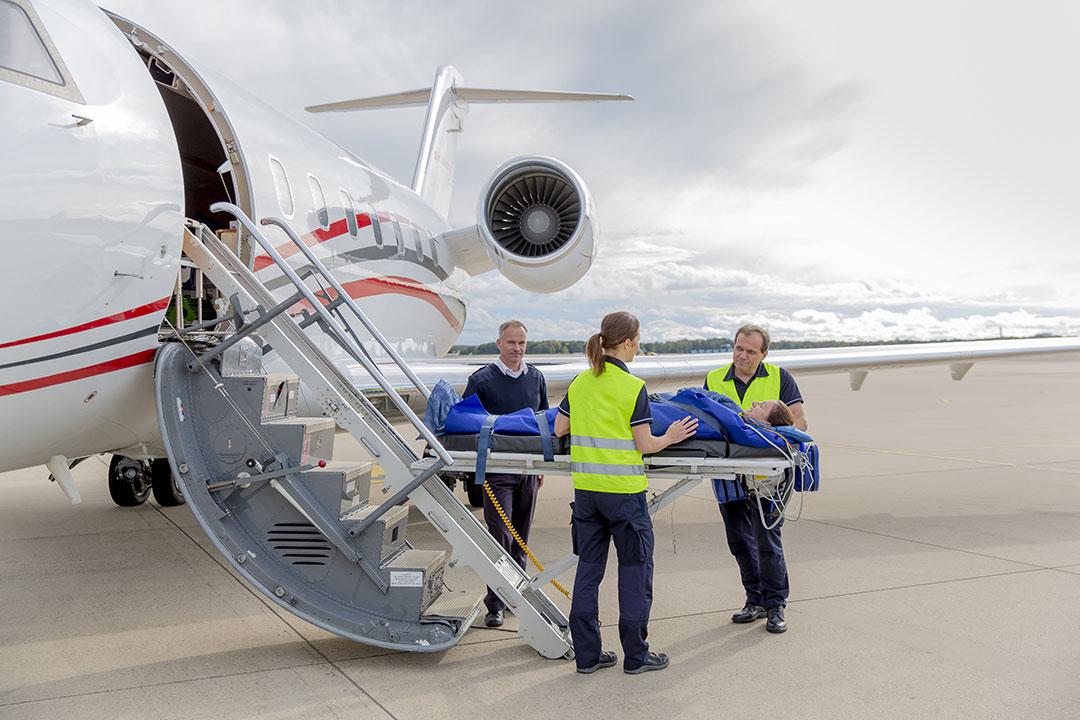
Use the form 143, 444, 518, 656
0, 325, 159, 370
263, 245, 448, 292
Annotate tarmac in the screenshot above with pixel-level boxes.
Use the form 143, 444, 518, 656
1, 356, 1078, 719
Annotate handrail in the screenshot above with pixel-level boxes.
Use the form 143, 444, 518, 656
258, 217, 433, 400
208, 202, 453, 466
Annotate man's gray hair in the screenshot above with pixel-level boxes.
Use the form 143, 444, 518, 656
498, 319, 528, 337
734, 323, 770, 353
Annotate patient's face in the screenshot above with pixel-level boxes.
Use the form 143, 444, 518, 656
744, 400, 775, 424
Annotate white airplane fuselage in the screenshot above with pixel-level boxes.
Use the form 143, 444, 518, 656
0, 0, 466, 472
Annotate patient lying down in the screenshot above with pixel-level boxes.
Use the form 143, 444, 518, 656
743, 400, 794, 427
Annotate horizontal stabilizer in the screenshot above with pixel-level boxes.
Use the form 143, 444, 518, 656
305, 87, 632, 114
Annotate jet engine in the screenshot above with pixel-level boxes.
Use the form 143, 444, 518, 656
476, 156, 596, 293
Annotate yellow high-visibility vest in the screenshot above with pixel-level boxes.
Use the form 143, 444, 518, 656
567, 362, 647, 493
706, 362, 782, 409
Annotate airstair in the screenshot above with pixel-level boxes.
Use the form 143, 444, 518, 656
155, 203, 573, 657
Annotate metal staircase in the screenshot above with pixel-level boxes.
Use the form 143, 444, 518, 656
155, 203, 572, 657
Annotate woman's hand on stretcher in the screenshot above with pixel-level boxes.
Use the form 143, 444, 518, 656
632, 416, 699, 455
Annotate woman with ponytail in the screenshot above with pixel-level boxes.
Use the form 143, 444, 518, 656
553, 311, 697, 675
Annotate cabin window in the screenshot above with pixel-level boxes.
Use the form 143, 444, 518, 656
427, 232, 439, 266
369, 212, 383, 247
308, 174, 329, 229
411, 226, 425, 261
268, 156, 294, 218
0, 0, 82, 102
341, 191, 357, 237
391, 221, 405, 257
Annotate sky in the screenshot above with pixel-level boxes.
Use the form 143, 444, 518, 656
107, 0, 1080, 345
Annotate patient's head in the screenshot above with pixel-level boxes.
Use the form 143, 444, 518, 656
745, 400, 794, 426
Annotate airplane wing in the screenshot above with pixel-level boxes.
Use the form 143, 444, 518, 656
349, 336, 1080, 409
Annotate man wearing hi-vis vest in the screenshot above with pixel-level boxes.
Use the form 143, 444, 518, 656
706, 323, 807, 634
554, 311, 697, 675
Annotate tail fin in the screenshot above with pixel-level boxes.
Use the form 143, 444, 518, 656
305, 66, 632, 219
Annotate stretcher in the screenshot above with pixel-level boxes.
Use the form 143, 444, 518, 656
414, 431, 819, 529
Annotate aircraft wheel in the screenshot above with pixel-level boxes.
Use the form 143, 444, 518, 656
465, 480, 485, 509
151, 458, 186, 506
108, 455, 152, 507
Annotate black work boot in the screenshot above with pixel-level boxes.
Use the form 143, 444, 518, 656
766, 606, 787, 634
731, 603, 767, 624
577, 650, 618, 674
484, 610, 504, 627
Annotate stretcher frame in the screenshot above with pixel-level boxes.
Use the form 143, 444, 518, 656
411, 448, 810, 593
413, 447, 808, 523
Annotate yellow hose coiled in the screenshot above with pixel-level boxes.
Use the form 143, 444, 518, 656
482, 480, 572, 600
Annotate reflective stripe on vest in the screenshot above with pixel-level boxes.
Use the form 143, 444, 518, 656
706, 362, 782, 410
567, 362, 646, 493
571, 435, 638, 451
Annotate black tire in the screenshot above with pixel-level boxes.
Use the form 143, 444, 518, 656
108, 455, 152, 507
151, 458, 185, 506
465, 480, 485, 509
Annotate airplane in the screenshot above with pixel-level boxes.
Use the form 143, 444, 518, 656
4, 0, 1079, 656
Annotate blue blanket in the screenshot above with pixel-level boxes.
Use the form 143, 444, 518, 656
649, 388, 787, 448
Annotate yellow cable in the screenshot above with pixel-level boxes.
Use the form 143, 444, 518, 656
483, 480, 572, 600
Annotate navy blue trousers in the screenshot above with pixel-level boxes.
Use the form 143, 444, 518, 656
569, 489, 655, 672
719, 497, 789, 608
482, 473, 539, 614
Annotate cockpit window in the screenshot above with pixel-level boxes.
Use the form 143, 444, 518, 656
0, 1, 60, 82
0, 0, 83, 102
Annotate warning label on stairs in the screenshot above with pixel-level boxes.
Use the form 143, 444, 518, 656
390, 570, 424, 587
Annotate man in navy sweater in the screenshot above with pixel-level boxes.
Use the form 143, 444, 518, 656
463, 320, 549, 628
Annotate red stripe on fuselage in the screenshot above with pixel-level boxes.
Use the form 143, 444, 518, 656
296, 276, 461, 330
0, 348, 157, 397
0, 297, 171, 350
253, 214, 373, 271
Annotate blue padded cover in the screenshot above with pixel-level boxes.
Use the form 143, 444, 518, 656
444, 394, 561, 436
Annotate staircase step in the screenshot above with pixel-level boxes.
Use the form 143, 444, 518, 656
346, 502, 409, 561
304, 460, 373, 511
385, 548, 446, 612
263, 374, 300, 420
423, 589, 483, 623
221, 373, 299, 423
261, 416, 336, 466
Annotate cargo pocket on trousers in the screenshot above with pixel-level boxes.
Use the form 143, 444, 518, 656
628, 514, 654, 564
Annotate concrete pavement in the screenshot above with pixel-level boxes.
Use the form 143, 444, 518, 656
1, 356, 1078, 719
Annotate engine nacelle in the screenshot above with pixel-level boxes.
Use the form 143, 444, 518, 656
476, 156, 596, 293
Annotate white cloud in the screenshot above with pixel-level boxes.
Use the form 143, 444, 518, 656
104, 0, 1080, 347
